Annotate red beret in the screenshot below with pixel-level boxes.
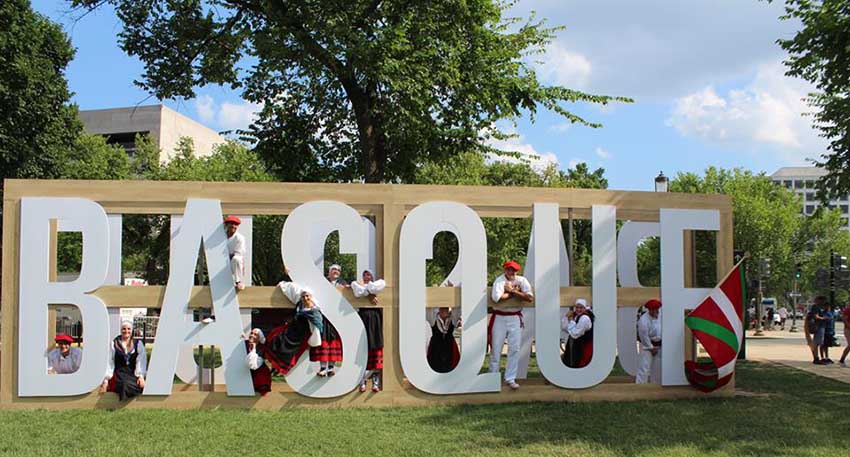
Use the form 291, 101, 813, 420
55, 334, 74, 344
645, 299, 662, 310
502, 260, 522, 272
224, 215, 241, 225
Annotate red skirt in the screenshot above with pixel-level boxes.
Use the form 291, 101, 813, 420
310, 338, 343, 363
265, 321, 310, 376
251, 364, 272, 395
367, 348, 383, 370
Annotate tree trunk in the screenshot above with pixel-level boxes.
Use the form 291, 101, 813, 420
350, 83, 386, 183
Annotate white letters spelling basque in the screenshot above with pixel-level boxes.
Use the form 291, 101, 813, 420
17, 198, 720, 397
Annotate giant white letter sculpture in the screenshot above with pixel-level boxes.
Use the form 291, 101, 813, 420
534, 204, 617, 388
615, 221, 660, 377
400, 202, 500, 394
660, 209, 719, 385
18, 198, 111, 396
146, 199, 254, 395
281, 201, 368, 398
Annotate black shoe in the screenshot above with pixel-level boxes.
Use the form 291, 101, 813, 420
813, 359, 826, 365
825, 359, 834, 364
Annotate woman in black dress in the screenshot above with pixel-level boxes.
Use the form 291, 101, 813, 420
100, 321, 147, 400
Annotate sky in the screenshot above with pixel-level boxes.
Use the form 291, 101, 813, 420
31, 0, 824, 191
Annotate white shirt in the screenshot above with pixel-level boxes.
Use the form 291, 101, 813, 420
47, 347, 82, 374
778, 307, 788, 319
227, 232, 246, 259
491, 274, 533, 312
105, 339, 147, 381
637, 311, 662, 350
562, 313, 593, 340
352, 279, 386, 298
246, 345, 264, 370
277, 281, 321, 309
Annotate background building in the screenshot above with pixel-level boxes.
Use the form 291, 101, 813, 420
771, 167, 850, 229
79, 104, 226, 161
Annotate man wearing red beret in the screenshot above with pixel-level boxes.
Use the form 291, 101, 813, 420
490, 260, 534, 390
224, 215, 247, 291
636, 299, 663, 384
47, 334, 82, 374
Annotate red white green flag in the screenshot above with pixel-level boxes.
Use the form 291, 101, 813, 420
684, 261, 746, 392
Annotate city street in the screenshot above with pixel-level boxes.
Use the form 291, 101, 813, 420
744, 321, 850, 384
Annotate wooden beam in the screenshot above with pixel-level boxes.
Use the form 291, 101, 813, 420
88, 285, 660, 309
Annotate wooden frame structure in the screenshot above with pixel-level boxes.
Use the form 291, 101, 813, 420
0, 179, 735, 409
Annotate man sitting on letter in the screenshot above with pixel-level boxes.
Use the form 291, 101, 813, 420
224, 215, 246, 291
490, 260, 533, 390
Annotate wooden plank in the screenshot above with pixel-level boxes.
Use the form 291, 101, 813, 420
379, 203, 404, 393
88, 285, 661, 309
0, 380, 734, 410
0, 197, 18, 403
3, 180, 733, 216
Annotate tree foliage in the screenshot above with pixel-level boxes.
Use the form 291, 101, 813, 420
71, 0, 629, 183
773, 0, 850, 198
1, 0, 81, 188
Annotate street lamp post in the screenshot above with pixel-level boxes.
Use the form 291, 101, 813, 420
655, 171, 669, 193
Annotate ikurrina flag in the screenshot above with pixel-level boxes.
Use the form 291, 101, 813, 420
684, 261, 745, 392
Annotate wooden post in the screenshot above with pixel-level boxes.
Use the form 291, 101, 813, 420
1, 197, 19, 403
379, 202, 405, 394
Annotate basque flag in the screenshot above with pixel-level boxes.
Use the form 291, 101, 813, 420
684, 261, 746, 392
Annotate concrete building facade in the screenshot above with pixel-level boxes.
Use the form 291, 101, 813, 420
79, 104, 226, 161
770, 166, 850, 229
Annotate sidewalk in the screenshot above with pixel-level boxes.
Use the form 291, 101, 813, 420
744, 325, 850, 384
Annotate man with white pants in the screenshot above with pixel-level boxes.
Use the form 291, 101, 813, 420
224, 215, 246, 291
636, 299, 662, 384
490, 260, 534, 390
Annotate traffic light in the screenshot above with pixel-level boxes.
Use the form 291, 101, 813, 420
795, 262, 802, 280
833, 253, 848, 272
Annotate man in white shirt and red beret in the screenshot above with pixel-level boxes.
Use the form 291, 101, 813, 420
224, 215, 247, 291
490, 260, 534, 390
636, 299, 662, 384
47, 334, 82, 374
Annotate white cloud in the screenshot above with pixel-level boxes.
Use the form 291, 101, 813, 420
487, 134, 559, 171
195, 95, 215, 124
534, 42, 592, 89
548, 122, 572, 133
666, 62, 823, 159
510, 0, 799, 99
594, 146, 611, 160
193, 96, 263, 131
218, 101, 263, 130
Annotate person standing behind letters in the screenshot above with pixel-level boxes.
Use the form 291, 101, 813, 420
562, 298, 594, 368
224, 215, 247, 291
47, 334, 81, 374
352, 269, 386, 392
636, 299, 662, 384
490, 260, 533, 390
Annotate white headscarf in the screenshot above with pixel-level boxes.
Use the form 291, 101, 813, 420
252, 328, 266, 344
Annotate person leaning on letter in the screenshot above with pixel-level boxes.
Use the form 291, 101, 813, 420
636, 299, 662, 384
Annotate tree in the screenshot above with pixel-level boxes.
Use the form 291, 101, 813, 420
72, 0, 629, 183
1, 0, 81, 185
772, 1, 850, 198
792, 208, 850, 304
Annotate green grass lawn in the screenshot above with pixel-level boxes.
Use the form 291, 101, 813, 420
0, 361, 847, 457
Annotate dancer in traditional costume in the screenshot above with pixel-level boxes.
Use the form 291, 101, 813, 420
47, 334, 81, 374
427, 307, 461, 373
636, 299, 662, 384
245, 328, 272, 395
352, 269, 386, 392
224, 215, 247, 291
101, 321, 146, 400
561, 298, 594, 368
490, 260, 533, 390
264, 278, 324, 376
311, 264, 346, 377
